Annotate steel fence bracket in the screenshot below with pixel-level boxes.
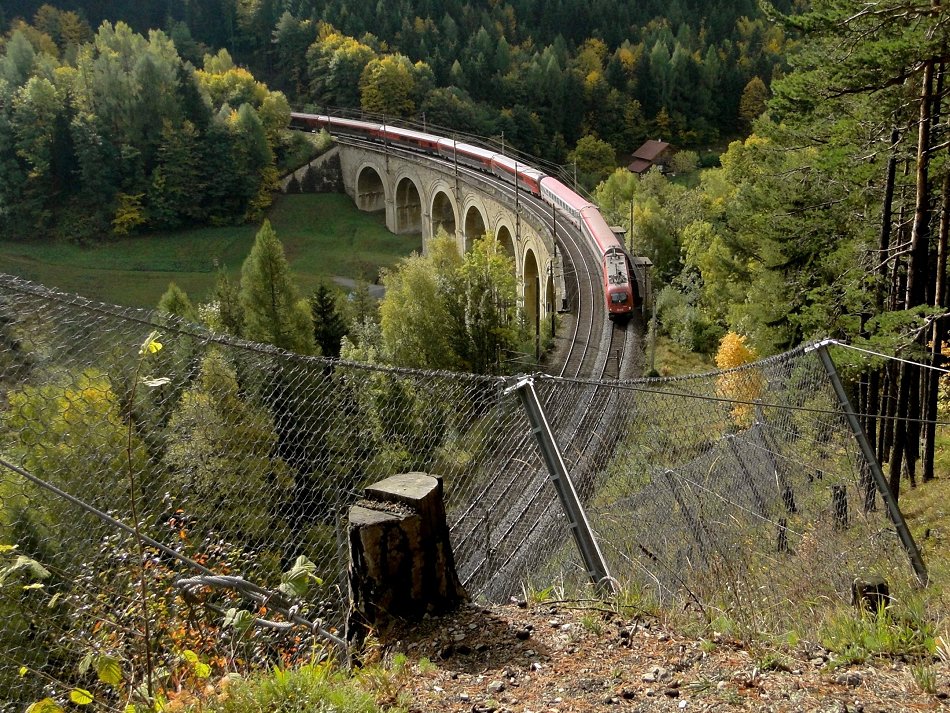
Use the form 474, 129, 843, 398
812, 342, 928, 587
508, 377, 616, 594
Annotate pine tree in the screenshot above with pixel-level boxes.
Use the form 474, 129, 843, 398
310, 283, 348, 359
239, 220, 316, 355
157, 282, 197, 322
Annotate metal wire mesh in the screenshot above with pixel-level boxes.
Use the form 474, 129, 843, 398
575, 349, 917, 631
0, 274, 919, 709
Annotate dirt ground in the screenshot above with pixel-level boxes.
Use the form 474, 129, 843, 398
386, 600, 949, 713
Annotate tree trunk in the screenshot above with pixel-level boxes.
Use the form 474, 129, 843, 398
923, 172, 950, 481
870, 127, 900, 462
891, 57, 936, 498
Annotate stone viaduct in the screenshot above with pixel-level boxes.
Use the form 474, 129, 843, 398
286, 143, 567, 336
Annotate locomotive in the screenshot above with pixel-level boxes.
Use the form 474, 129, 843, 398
289, 112, 637, 319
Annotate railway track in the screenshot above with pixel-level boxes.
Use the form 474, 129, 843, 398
327, 135, 643, 599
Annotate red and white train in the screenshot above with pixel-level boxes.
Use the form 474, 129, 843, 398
289, 112, 637, 319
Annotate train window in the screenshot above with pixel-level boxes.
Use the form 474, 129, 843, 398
610, 293, 628, 304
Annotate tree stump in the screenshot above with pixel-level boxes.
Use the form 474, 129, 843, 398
346, 473, 467, 647
851, 575, 890, 614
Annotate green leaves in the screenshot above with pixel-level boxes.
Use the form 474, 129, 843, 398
96, 654, 123, 687
279, 555, 323, 599
181, 649, 211, 679
223, 607, 255, 634
69, 689, 94, 705
0, 549, 51, 588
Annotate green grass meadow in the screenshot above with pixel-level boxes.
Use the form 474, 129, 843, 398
0, 194, 421, 307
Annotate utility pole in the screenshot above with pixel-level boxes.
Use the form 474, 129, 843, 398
629, 199, 634, 254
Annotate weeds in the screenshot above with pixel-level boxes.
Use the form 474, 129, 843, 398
580, 613, 605, 636
911, 663, 938, 695
522, 582, 558, 604
182, 662, 387, 713
821, 603, 936, 667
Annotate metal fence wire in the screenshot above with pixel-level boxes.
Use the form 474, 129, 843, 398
0, 274, 919, 710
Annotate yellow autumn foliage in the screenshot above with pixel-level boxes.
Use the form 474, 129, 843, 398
715, 332, 763, 427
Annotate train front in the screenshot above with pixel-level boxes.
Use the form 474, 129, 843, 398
603, 247, 634, 319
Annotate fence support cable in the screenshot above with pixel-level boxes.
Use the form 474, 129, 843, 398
506, 376, 616, 593
811, 342, 929, 586
0, 457, 348, 650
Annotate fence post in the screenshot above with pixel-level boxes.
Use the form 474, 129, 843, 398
506, 377, 616, 593
811, 341, 928, 586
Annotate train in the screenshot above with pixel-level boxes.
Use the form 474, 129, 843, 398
289, 112, 637, 319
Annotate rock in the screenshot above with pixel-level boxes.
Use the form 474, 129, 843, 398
620, 688, 635, 699
487, 680, 506, 694
835, 671, 863, 687
459, 693, 470, 702
515, 628, 532, 640
642, 666, 671, 683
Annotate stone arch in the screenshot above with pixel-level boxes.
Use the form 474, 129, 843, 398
394, 176, 422, 234
463, 205, 487, 252
496, 224, 515, 260
431, 190, 457, 240
523, 248, 541, 337
356, 165, 385, 212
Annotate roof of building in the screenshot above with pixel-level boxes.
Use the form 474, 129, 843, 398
627, 139, 671, 174
627, 158, 654, 174
632, 139, 670, 161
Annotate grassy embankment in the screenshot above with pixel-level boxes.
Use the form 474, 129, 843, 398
0, 193, 420, 308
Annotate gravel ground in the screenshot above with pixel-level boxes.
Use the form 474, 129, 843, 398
382, 600, 949, 713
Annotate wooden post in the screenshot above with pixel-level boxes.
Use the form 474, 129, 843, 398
346, 473, 467, 647
832, 484, 849, 531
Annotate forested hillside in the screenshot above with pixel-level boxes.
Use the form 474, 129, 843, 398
2, 0, 794, 163
3, 0, 949, 499
598, 0, 950, 500
0, 10, 318, 242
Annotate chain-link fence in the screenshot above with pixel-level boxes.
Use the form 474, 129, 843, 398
0, 274, 921, 709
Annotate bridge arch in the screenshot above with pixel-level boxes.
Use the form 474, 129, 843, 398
523, 248, 540, 336
394, 175, 422, 234
356, 165, 386, 212
463, 204, 487, 252
431, 189, 457, 242
496, 223, 516, 264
